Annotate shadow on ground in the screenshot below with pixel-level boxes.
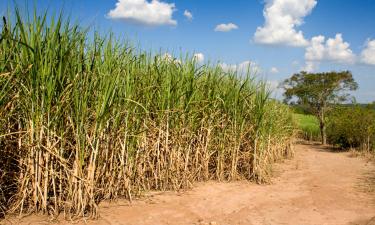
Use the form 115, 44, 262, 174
297, 140, 346, 153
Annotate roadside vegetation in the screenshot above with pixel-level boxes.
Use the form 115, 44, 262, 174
0, 9, 295, 218
282, 71, 358, 145
284, 71, 375, 154
327, 104, 375, 152
293, 113, 320, 141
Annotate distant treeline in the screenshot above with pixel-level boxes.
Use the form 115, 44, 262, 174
291, 103, 375, 115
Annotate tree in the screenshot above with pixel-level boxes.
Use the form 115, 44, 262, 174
281, 71, 358, 145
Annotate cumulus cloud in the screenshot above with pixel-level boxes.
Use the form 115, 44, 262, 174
161, 53, 181, 64
184, 10, 193, 21
214, 23, 238, 32
267, 80, 284, 99
270, 67, 279, 74
267, 80, 280, 91
254, 0, 317, 47
219, 61, 261, 74
302, 61, 319, 72
162, 53, 173, 60
304, 35, 326, 61
107, 0, 177, 26
324, 34, 355, 63
360, 39, 375, 65
193, 53, 204, 63
303, 34, 356, 71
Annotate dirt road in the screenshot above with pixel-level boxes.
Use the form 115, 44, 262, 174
6, 143, 375, 225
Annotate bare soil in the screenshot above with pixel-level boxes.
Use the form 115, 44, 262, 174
4, 143, 375, 225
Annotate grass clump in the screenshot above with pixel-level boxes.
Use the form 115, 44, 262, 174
0, 9, 295, 219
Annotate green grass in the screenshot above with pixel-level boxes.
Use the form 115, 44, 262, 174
293, 113, 320, 141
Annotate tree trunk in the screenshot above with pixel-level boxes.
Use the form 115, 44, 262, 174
319, 120, 326, 145
318, 108, 326, 145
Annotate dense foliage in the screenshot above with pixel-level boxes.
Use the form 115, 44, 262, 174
327, 105, 375, 151
282, 71, 358, 144
0, 10, 295, 218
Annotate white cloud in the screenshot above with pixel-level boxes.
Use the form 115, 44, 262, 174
162, 53, 173, 60
267, 80, 284, 99
107, 0, 177, 26
305, 35, 325, 61
360, 39, 375, 65
270, 67, 279, 74
253, 0, 317, 47
302, 61, 319, 72
184, 10, 193, 21
161, 53, 181, 64
214, 23, 239, 32
325, 34, 356, 63
303, 34, 356, 71
219, 63, 234, 71
305, 34, 355, 63
219, 61, 261, 74
291, 60, 300, 69
267, 80, 280, 90
193, 53, 204, 63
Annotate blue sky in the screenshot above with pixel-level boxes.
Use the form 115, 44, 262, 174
1, 0, 375, 102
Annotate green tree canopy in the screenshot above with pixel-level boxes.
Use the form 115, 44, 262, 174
282, 71, 358, 144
